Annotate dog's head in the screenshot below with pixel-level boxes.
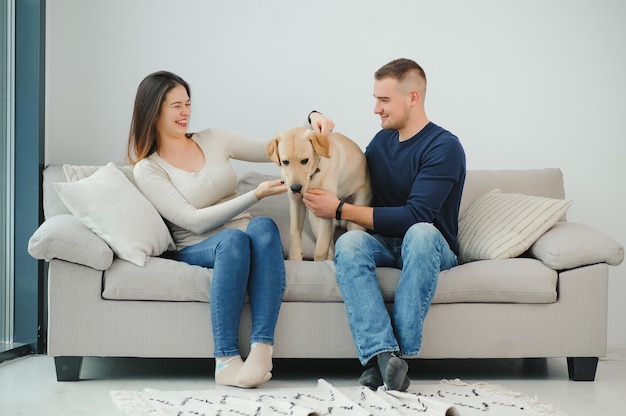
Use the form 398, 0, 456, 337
266, 127, 331, 196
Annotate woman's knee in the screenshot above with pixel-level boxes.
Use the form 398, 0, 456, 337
218, 228, 251, 254
247, 216, 282, 246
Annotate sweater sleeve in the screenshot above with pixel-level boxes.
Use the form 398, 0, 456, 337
215, 128, 272, 163
133, 160, 259, 235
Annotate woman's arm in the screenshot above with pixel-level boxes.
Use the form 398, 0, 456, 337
134, 161, 260, 234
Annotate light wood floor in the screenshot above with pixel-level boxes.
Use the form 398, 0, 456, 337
1, 349, 625, 415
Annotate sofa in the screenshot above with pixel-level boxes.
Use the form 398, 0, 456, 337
28, 164, 624, 382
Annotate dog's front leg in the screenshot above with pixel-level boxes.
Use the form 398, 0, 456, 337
313, 217, 335, 261
288, 196, 307, 260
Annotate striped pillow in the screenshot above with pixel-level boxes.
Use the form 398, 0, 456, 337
458, 189, 573, 263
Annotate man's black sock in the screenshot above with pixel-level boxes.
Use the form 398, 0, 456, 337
377, 352, 410, 391
359, 364, 383, 390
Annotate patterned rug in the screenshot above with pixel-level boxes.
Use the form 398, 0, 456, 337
111, 378, 567, 416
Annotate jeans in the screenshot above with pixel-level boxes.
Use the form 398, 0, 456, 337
176, 217, 286, 358
335, 222, 458, 365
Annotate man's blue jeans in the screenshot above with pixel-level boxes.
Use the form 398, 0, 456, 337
335, 222, 458, 365
176, 217, 286, 358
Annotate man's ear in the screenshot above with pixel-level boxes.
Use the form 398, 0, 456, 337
408, 89, 421, 107
309, 132, 331, 158
266, 137, 281, 166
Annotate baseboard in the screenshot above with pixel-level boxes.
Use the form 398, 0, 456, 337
0, 343, 32, 364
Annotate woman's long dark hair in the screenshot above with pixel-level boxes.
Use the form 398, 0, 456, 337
126, 71, 191, 165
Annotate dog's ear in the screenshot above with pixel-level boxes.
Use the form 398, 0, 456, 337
266, 137, 281, 166
309, 132, 331, 158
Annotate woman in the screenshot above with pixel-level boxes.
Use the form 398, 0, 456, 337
127, 71, 287, 388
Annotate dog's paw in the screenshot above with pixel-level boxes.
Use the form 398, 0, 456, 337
288, 252, 303, 261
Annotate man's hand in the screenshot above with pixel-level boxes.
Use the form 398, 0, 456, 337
305, 188, 375, 229
303, 188, 340, 219
309, 112, 335, 136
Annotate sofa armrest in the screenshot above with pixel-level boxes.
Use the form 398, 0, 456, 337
28, 214, 114, 270
530, 221, 624, 270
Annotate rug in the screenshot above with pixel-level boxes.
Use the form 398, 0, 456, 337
111, 378, 567, 416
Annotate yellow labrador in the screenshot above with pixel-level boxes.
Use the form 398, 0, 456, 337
266, 127, 371, 261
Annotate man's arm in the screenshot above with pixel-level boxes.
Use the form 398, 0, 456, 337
308, 111, 335, 135
303, 188, 374, 230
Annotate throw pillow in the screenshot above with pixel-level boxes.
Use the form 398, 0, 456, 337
62, 164, 102, 181
54, 162, 175, 266
458, 189, 573, 263
531, 221, 624, 270
63, 163, 136, 184
27, 214, 114, 270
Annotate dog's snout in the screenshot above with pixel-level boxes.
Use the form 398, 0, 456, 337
290, 184, 303, 193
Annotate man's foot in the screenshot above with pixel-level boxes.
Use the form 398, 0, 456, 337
377, 352, 410, 391
359, 365, 383, 390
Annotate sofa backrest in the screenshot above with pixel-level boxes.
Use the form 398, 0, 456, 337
459, 168, 565, 218
42, 165, 566, 260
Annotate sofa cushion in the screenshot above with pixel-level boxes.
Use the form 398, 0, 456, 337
531, 221, 625, 269
458, 189, 572, 263
430, 258, 558, 304
102, 257, 211, 301
102, 257, 557, 304
27, 214, 114, 270
53, 162, 175, 267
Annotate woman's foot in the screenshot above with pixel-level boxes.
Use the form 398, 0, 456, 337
236, 343, 274, 388
215, 356, 245, 387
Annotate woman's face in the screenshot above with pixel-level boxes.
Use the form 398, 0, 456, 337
156, 84, 191, 140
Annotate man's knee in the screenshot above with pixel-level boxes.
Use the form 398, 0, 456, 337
405, 222, 439, 241
336, 229, 370, 255
403, 223, 442, 255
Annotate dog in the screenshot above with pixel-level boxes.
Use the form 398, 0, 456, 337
266, 127, 371, 261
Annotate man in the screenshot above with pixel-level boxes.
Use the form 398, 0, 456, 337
303, 58, 466, 391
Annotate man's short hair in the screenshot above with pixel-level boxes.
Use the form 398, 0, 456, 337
375, 58, 427, 97
375, 58, 426, 84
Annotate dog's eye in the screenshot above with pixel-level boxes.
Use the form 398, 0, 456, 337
301, 158, 309, 166
281, 160, 290, 166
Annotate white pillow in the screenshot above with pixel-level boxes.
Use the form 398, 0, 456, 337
458, 189, 573, 263
54, 162, 175, 266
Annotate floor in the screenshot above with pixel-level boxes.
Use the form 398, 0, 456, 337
1, 349, 625, 416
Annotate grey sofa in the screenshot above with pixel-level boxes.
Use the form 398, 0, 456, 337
28, 165, 624, 382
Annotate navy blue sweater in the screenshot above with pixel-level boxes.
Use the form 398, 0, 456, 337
367, 122, 466, 255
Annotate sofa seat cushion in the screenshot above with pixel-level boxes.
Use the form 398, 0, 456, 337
102, 257, 212, 302
102, 257, 557, 305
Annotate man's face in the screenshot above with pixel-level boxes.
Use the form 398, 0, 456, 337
373, 77, 410, 130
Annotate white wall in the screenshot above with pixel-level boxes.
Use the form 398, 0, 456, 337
46, 0, 626, 348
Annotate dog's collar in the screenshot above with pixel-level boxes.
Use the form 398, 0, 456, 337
309, 167, 321, 179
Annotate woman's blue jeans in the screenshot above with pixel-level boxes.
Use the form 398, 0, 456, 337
335, 222, 458, 365
175, 217, 286, 358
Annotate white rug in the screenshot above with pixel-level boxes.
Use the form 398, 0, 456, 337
111, 378, 567, 416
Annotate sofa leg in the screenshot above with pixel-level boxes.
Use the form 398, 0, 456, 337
567, 357, 598, 381
54, 356, 83, 381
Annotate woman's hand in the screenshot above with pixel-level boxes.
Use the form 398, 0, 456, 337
309, 112, 335, 135
254, 179, 288, 200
